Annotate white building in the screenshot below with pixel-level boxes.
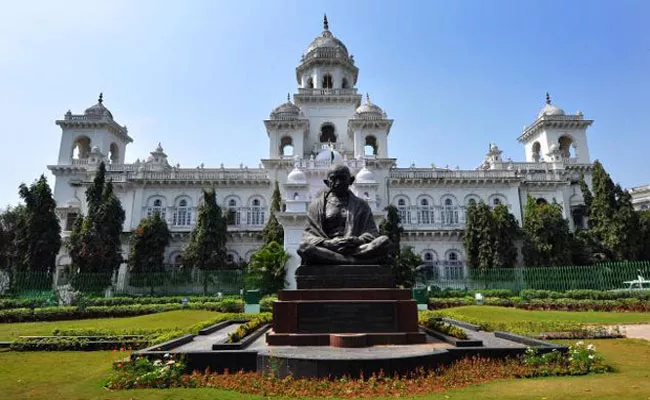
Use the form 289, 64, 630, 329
630, 185, 650, 211
48, 17, 595, 288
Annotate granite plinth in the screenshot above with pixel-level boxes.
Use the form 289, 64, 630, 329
296, 264, 393, 289
268, 287, 424, 347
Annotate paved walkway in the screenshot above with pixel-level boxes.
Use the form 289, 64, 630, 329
619, 324, 650, 341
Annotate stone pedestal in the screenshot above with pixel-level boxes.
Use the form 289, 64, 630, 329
296, 264, 394, 289
267, 284, 425, 347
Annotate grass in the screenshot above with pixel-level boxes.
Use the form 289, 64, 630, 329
0, 310, 219, 340
440, 305, 650, 325
0, 339, 648, 399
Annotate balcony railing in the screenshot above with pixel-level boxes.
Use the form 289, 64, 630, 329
297, 88, 358, 96
397, 206, 466, 229
390, 169, 518, 180
141, 206, 267, 230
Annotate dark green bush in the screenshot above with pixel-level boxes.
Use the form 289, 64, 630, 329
260, 296, 277, 313
10, 336, 149, 351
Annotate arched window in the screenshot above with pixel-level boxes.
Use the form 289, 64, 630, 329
320, 123, 336, 143
396, 198, 410, 224
226, 253, 235, 264
307, 77, 314, 88
364, 136, 378, 156
173, 198, 192, 226
558, 135, 575, 158
445, 251, 463, 280
342, 77, 349, 89
109, 143, 119, 164
418, 198, 432, 225
532, 142, 541, 162
227, 198, 240, 226
536, 198, 548, 206
280, 136, 294, 157
468, 198, 477, 206
424, 252, 434, 263
72, 136, 91, 159
442, 198, 459, 225
147, 198, 166, 219
322, 74, 333, 89
247, 198, 265, 226
493, 198, 501, 206
293, 192, 300, 200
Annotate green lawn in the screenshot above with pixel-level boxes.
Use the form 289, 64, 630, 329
441, 305, 650, 324
0, 339, 648, 399
0, 310, 219, 340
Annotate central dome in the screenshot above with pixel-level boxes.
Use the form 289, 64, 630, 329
537, 93, 565, 119
84, 93, 113, 119
304, 15, 349, 57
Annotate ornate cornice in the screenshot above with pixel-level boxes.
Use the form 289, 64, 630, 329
518, 115, 593, 142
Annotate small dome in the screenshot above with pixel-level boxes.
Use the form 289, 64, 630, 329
84, 93, 113, 119
315, 148, 343, 163
537, 92, 565, 119
286, 167, 307, 184
354, 94, 386, 120
355, 166, 376, 184
270, 95, 301, 120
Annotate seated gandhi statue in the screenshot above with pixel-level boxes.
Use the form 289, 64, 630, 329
297, 164, 393, 265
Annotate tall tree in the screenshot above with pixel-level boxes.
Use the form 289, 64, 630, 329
262, 181, 284, 245
638, 210, 650, 261
380, 205, 403, 285
522, 196, 572, 267
394, 246, 422, 288
580, 161, 642, 260
128, 213, 171, 294
17, 175, 61, 274
66, 162, 125, 292
0, 205, 26, 270
491, 204, 520, 268
183, 189, 228, 271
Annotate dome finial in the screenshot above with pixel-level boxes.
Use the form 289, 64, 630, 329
545, 92, 551, 105
287, 93, 291, 102
366, 93, 370, 103
323, 14, 329, 31
98, 92, 104, 104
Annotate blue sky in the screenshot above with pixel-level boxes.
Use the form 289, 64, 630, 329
1, 0, 648, 207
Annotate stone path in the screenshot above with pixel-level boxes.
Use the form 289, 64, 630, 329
171, 323, 243, 352
619, 324, 650, 341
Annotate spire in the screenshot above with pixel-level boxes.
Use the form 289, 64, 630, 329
545, 92, 551, 105
323, 14, 329, 31
98, 92, 104, 104
366, 93, 370, 103
287, 93, 291, 102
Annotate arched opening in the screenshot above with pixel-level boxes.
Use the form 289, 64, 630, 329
72, 136, 91, 159
172, 254, 182, 268
536, 198, 548, 206
468, 198, 477, 206
364, 136, 378, 156
280, 136, 294, 157
444, 251, 463, 279
227, 198, 240, 226
247, 198, 265, 226
109, 143, 119, 164
442, 198, 459, 225
147, 198, 166, 219
293, 192, 300, 200
423, 252, 434, 263
319, 123, 336, 143
342, 78, 349, 89
493, 198, 501, 206
322, 74, 333, 89
363, 192, 370, 200
396, 198, 410, 224
532, 141, 541, 162
173, 198, 192, 226
419, 198, 432, 225
307, 77, 314, 89
558, 135, 575, 158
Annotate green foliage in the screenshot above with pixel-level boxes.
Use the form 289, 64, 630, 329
247, 241, 289, 295
464, 202, 519, 270
182, 189, 228, 271
639, 210, 650, 261
106, 353, 194, 390
418, 312, 469, 339
10, 336, 148, 351
579, 161, 643, 261
522, 196, 571, 267
394, 246, 421, 288
262, 181, 284, 245
128, 214, 171, 293
0, 205, 27, 270
260, 295, 277, 313
226, 313, 272, 343
15, 176, 61, 278
523, 342, 611, 375
66, 162, 125, 293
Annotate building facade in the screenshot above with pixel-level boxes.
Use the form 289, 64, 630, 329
48, 17, 595, 288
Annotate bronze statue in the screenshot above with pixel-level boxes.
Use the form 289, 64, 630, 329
297, 164, 393, 265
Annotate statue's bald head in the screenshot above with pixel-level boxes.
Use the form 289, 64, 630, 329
324, 164, 354, 194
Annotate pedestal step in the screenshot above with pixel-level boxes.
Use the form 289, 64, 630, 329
266, 332, 427, 347
279, 288, 412, 301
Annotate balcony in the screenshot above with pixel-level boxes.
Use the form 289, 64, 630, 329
397, 206, 466, 229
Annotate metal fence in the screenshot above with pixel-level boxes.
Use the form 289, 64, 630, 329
421, 261, 650, 292
0, 268, 244, 298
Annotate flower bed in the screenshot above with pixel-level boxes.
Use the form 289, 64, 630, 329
106, 343, 611, 396
429, 296, 650, 312
418, 312, 468, 340
226, 313, 272, 344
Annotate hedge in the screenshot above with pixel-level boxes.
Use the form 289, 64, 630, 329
428, 297, 650, 312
